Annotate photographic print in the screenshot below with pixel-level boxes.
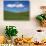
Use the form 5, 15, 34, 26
4, 1, 30, 20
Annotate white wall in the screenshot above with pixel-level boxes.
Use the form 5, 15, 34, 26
31, 0, 46, 41
0, 0, 46, 41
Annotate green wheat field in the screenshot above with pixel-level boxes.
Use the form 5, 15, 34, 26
4, 11, 29, 20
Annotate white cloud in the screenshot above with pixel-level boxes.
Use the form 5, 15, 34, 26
15, 4, 24, 8
7, 4, 15, 8
7, 4, 24, 8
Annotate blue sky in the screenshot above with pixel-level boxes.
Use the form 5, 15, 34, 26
4, 1, 29, 13
4, 0, 29, 1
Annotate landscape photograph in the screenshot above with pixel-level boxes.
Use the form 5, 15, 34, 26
4, 1, 30, 20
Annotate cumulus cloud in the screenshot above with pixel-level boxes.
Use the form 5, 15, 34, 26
7, 4, 15, 8
7, 4, 24, 8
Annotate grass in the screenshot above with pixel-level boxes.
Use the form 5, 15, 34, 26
4, 11, 29, 20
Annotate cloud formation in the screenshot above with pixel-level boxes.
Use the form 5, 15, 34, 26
7, 4, 24, 8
